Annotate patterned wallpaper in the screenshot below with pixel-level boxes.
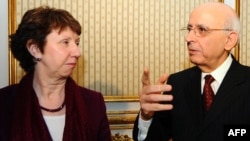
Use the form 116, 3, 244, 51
11, 0, 232, 99
240, 1, 250, 65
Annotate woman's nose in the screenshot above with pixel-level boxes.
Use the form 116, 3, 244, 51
72, 44, 81, 58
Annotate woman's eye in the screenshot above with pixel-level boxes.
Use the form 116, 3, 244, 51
76, 42, 80, 46
63, 40, 69, 44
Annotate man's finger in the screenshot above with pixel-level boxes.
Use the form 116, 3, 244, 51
142, 67, 151, 86
143, 103, 173, 111
156, 73, 169, 85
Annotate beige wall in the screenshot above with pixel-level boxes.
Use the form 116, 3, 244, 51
239, 1, 250, 65
11, 0, 222, 99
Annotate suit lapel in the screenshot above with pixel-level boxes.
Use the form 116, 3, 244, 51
185, 67, 204, 126
198, 59, 246, 133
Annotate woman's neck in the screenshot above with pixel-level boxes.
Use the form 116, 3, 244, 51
32, 71, 67, 116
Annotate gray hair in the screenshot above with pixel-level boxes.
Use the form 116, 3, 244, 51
224, 14, 241, 43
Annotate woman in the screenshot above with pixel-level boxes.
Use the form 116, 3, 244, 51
0, 6, 111, 141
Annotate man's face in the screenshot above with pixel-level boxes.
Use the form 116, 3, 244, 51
184, 9, 230, 72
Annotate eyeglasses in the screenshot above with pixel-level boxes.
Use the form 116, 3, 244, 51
181, 26, 232, 37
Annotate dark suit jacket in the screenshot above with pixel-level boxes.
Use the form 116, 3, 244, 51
133, 58, 250, 141
0, 80, 111, 141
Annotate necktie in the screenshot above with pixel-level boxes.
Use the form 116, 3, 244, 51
203, 75, 215, 112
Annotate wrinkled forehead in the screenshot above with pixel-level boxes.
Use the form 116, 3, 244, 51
188, 6, 226, 28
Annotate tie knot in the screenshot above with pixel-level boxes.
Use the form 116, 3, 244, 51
205, 75, 214, 84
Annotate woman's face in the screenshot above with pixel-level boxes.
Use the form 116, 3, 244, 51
37, 27, 81, 78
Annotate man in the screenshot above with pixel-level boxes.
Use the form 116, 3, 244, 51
133, 2, 250, 141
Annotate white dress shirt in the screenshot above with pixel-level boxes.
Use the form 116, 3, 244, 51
201, 55, 232, 94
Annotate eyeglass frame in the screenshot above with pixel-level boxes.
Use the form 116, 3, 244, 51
180, 25, 233, 37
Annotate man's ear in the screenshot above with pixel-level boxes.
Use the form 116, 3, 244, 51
26, 39, 41, 58
225, 31, 238, 51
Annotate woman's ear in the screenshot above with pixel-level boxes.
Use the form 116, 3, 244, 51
224, 31, 238, 51
26, 39, 41, 58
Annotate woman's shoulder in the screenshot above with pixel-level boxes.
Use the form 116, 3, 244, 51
78, 86, 102, 95
76, 86, 107, 113
77, 86, 105, 101
0, 84, 19, 98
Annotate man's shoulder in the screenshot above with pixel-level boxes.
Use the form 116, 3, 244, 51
171, 66, 200, 77
231, 60, 250, 76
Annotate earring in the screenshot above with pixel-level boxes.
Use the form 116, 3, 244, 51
36, 58, 41, 61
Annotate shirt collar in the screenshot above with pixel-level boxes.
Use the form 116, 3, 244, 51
202, 55, 233, 84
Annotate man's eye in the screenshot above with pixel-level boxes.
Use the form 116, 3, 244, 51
197, 27, 207, 32
187, 27, 192, 32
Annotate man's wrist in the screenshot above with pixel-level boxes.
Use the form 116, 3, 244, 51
140, 109, 153, 121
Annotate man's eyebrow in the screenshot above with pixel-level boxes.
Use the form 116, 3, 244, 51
187, 24, 208, 29
183, 24, 191, 28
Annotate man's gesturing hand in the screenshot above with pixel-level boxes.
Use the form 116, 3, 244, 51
139, 68, 173, 120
